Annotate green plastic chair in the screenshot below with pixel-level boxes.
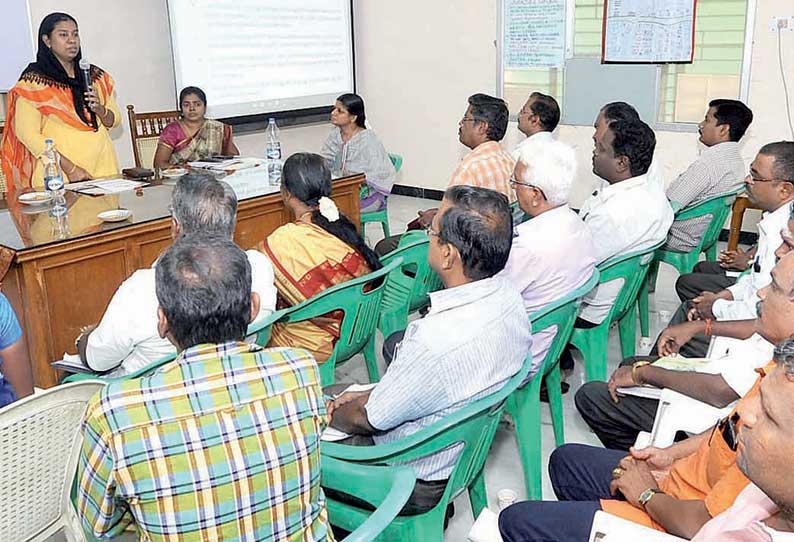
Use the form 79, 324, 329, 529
638, 187, 744, 336
363, 232, 444, 381
321, 351, 533, 542
569, 240, 665, 382
360, 153, 402, 239
266, 258, 402, 386
505, 269, 599, 499
510, 200, 529, 226
323, 457, 416, 542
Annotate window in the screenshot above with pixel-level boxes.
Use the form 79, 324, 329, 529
500, 0, 751, 125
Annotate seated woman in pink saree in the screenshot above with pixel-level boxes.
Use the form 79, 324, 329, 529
154, 86, 239, 169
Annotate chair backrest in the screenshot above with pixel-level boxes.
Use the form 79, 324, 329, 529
277, 258, 403, 385
388, 153, 403, 173
0, 381, 105, 542
529, 269, 600, 378
598, 240, 665, 324
127, 105, 180, 168
378, 234, 441, 331
674, 186, 744, 254
322, 456, 415, 542
322, 349, 533, 508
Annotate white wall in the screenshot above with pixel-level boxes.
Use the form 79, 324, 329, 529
23, 0, 794, 224
355, 0, 794, 220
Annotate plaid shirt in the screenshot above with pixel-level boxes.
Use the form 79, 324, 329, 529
76, 342, 332, 542
447, 141, 516, 202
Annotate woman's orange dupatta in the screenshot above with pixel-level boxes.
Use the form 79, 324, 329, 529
1, 69, 114, 197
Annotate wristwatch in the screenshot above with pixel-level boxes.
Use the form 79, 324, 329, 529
638, 488, 662, 508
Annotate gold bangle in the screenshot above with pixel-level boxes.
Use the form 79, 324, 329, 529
66, 162, 77, 175
632, 361, 652, 384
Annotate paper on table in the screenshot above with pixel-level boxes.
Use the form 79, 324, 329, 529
189, 157, 263, 172
66, 178, 148, 195
615, 386, 662, 400
321, 382, 378, 442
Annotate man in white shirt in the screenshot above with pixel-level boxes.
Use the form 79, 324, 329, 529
576, 117, 674, 325
499, 137, 596, 377
511, 92, 559, 159
653, 142, 794, 359
76, 174, 278, 376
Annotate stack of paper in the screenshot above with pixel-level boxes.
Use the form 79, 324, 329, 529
66, 178, 148, 196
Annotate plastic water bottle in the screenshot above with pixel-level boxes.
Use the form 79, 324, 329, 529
265, 118, 282, 186
42, 139, 65, 198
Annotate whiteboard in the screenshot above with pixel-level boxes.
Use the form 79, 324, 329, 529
1, 0, 35, 91
602, 0, 697, 63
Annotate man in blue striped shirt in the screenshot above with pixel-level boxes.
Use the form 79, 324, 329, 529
329, 185, 532, 514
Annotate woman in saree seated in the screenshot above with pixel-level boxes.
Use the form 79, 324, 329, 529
320, 93, 396, 213
153, 86, 239, 169
260, 152, 382, 362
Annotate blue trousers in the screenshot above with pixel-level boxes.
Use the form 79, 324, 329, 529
498, 444, 626, 542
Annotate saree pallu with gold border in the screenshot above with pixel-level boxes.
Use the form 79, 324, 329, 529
158, 119, 232, 165
261, 222, 371, 363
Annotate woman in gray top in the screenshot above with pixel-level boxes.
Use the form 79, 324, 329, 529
320, 93, 396, 213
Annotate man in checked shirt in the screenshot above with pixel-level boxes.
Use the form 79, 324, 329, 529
75, 234, 332, 542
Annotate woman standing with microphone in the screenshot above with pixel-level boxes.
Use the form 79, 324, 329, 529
1, 12, 120, 196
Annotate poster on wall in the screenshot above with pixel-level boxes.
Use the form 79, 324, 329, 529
602, 0, 697, 63
504, 0, 566, 69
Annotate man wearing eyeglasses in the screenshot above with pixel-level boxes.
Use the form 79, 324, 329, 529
652, 142, 794, 360
499, 250, 794, 542
374, 93, 514, 256
511, 92, 560, 159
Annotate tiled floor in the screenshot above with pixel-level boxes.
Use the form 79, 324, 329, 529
47, 195, 687, 542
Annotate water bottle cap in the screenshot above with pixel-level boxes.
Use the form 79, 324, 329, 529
45, 138, 53, 144
269, 118, 275, 123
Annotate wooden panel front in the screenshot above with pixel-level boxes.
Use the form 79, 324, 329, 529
7, 174, 363, 388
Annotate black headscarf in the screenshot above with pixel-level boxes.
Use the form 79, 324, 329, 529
20, 12, 98, 130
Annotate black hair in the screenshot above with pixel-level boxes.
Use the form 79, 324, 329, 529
600, 102, 640, 124
336, 93, 366, 128
529, 92, 561, 132
22, 13, 97, 130
438, 186, 512, 280
468, 93, 509, 142
760, 141, 794, 182
608, 118, 656, 177
282, 153, 381, 271
709, 99, 753, 142
155, 234, 252, 349
179, 86, 207, 108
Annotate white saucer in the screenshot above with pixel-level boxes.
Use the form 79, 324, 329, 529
18, 192, 53, 205
162, 167, 187, 178
97, 209, 132, 222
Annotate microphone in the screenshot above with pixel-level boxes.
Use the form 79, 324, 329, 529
78, 58, 92, 91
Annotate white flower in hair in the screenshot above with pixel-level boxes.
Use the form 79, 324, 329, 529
318, 196, 340, 222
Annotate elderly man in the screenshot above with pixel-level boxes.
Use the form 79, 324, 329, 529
330, 185, 532, 514
499, 249, 794, 542
499, 137, 596, 378
653, 142, 794, 359
76, 173, 277, 376
512, 92, 560, 158
375, 93, 514, 255
690, 338, 794, 540
76, 234, 331, 541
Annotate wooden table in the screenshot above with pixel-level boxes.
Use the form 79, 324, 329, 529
0, 169, 363, 388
